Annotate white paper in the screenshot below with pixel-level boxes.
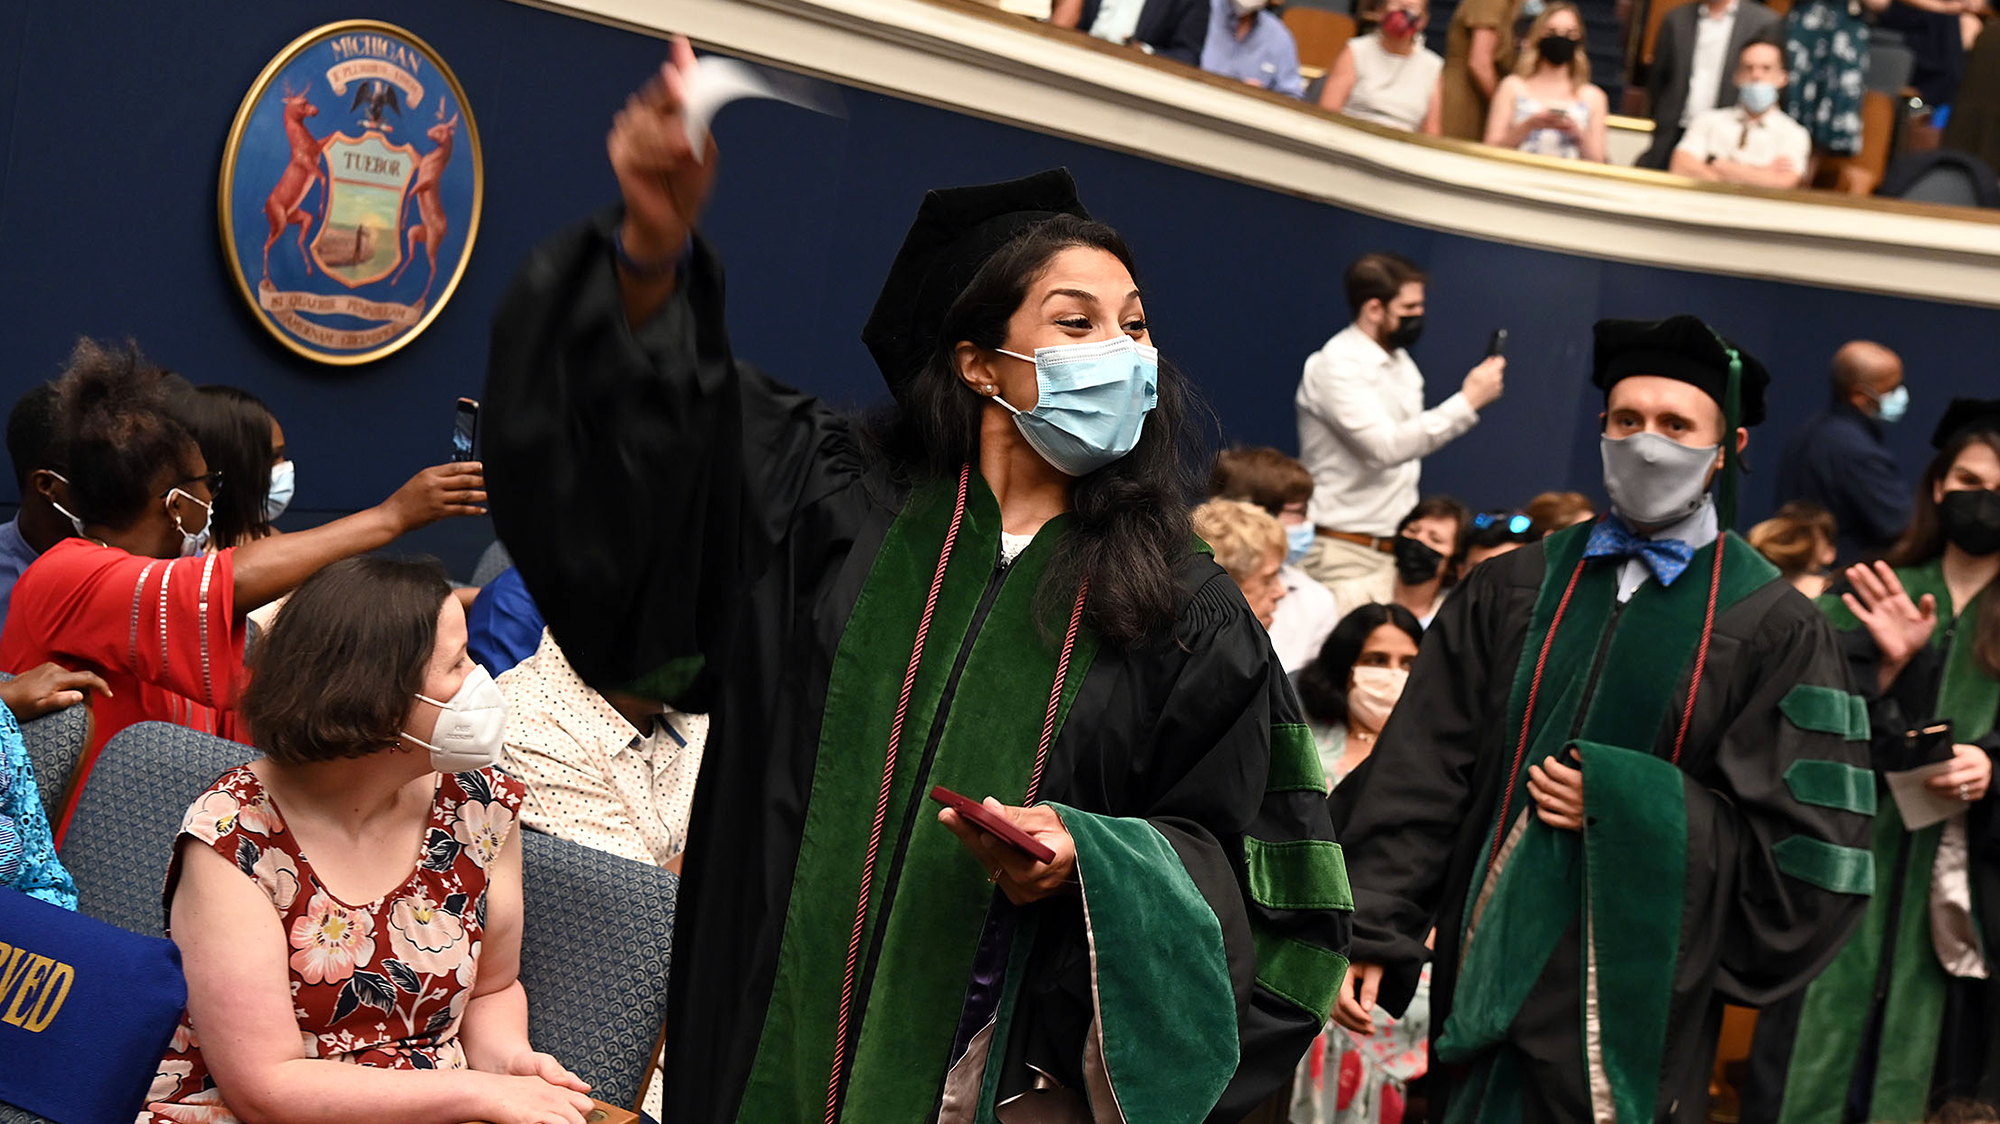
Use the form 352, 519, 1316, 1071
682, 57, 842, 161
1885, 759, 1964, 831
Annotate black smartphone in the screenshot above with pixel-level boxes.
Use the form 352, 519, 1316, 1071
1486, 329, 1509, 359
451, 398, 479, 462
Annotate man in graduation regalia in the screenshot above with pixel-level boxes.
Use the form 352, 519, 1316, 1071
482, 43, 1349, 1124
1330, 316, 1878, 1124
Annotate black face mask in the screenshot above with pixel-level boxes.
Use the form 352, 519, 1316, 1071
1387, 313, 1426, 351
1394, 534, 1446, 585
1536, 35, 1578, 65
1939, 489, 2000, 557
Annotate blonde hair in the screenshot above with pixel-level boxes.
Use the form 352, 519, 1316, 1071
1514, 2, 1591, 87
1193, 499, 1286, 584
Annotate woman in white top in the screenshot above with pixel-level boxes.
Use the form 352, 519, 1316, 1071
1320, 0, 1445, 134
1481, 2, 1608, 161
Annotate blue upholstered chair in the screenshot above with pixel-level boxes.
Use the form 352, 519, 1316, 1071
0, 672, 93, 822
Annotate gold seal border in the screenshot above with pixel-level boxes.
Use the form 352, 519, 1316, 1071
218, 19, 485, 367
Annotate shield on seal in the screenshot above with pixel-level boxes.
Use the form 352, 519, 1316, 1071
311, 130, 419, 287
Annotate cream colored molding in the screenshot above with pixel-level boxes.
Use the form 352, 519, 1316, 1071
522, 0, 2000, 307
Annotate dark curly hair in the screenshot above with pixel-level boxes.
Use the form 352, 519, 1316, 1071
865, 214, 1208, 648
1295, 602, 1423, 728
54, 339, 200, 529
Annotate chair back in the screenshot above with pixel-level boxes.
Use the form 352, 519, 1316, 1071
472, 541, 515, 587
17, 702, 92, 823
1284, 8, 1358, 75
515, 828, 678, 1111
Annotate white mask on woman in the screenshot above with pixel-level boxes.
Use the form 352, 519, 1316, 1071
402, 665, 508, 773
1347, 665, 1410, 732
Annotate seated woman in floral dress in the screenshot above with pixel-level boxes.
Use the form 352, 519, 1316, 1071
141, 556, 595, 1124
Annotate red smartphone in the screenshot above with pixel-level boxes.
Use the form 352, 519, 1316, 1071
930, 786, 1057, 864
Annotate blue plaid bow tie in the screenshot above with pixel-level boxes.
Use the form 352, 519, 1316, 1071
1583, 517, 1696, 586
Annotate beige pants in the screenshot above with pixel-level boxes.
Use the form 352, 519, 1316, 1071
1299, 535, 1395, 590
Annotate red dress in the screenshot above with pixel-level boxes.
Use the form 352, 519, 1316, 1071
139, 765, 526, 1124
0, 539, 247, 844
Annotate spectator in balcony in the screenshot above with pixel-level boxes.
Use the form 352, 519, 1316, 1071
1943, 19, 2000, 170
1200, 0, 1306, 95
1483, 2, 1610, 160
1671, 39, 1813, 187
1320, 0, 1445, 133
1295, 253, 1504, 588
1785, 0, 1888, 159
1775, 339, 1912, 561
1877, 0, 1970, 109
1052, 0, 1210, 63
1440, 0, 1524, 139
1639, 0, 1783, 168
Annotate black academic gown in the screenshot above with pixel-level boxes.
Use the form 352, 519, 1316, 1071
483, 213, 1350, 1124
1330, 527, 1876, 1124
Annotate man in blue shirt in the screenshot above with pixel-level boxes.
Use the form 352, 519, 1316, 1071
1, 384, 71, 633
1774, 340, 1913, 563
1199, 0, 1306, 96
465, 564, 546, 677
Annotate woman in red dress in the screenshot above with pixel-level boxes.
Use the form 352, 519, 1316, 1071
0, 340, 485, 843
142, 555, 594, 1124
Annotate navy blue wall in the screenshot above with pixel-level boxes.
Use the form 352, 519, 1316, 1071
2, 0, 1991, 574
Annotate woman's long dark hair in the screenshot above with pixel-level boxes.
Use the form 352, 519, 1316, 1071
1295, 603, 1423, 727
1885, 428, 2000, 679
174, 386, 277, 549
865, 215, 1206, 648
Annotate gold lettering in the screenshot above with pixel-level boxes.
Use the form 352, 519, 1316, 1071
0, 946, 27, 1006
2, 955, 50, 1026
23, 963, 73, 1032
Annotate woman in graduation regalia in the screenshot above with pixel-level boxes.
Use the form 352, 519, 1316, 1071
1745, 398, 2000, 1124
482, 43, 1349, 1124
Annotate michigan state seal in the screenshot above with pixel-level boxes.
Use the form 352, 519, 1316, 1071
220, 21, 483, 365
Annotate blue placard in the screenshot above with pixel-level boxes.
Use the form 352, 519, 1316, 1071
218, 21, 483, 366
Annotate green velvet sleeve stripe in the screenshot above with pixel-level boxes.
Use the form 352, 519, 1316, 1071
1244, 837, 1353, 911
1780, 684, 1869, 741
1267, 724, 1325, 793
1774, 835, 1876, 896
1251, 926, 1350, 1020
1784, 759, 1878, 815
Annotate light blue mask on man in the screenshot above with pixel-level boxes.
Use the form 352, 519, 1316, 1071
1869, 384, 1910, 424
991, 335, 1159, 477
1285, 521, 1315, 565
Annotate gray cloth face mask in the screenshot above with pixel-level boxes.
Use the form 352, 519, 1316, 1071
1599, 432, 1719, 527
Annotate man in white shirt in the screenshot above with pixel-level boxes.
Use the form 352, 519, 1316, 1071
1295, 252, 1505, 588
1671, 39, 1812, 189
1639, 0, 1781, 167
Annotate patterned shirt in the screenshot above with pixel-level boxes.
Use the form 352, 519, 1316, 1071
497, 630, 706, 868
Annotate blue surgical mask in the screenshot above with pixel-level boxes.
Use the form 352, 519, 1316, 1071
990, 336, 1159, 477
1738, 81, 1779, 115
45, 470, 87, 537
1285, 521, 1315, 566
1868, 385, 1910, 424
169, 488, 213, 557
264, 460, 296, 521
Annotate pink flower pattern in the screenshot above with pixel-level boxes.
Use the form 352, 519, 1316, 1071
137, 767, 523, 1124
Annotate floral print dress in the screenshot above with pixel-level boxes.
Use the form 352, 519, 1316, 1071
1785, 0, 1870, 155
138, 765, 525, 1123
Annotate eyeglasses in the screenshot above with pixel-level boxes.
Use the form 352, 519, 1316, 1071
162, 472, 224, 499
1473, 512, 1533, 535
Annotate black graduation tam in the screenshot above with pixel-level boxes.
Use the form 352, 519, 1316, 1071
1591, 315, 1770, 427
1931, 397, 2000, 449
861, 169, 1090, 398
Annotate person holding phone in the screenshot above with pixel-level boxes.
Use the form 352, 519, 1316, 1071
1482, 2, 1609, 161
1745, 398, 2000, 1123
482, 41, 1348, 1124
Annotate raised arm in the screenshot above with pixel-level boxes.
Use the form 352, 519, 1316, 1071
1295, 347, 1491, 470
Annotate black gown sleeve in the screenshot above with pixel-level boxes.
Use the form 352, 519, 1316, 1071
483, 211, 865, 708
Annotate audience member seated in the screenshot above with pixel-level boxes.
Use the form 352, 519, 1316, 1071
142, 555, 595, 1124
1483, 3, 1609, 161
1200, 0, 1306, 96
1, 383, 69, 632
1295, 253, 1503, 588
1775, 340, 1913, 562
1208, 446, 1343, 672
1287, 602, 1427, 1124
498, 629, 707, 875
172, 385, 290, 550
1050, 0, 1210, 63
0, 703, 74, 909
1639, 0, 1783, 168
1320, 0, 1445, 133
1671, 39, 1813, 188
1326, 495, 1469, 625
1463, 508, 1536, 569
468, 566, 548, 678
1440, 0, 1524, 140
0, 340, 487, 843
1193, 499, 1289, 627
1748, 499, 1839, 596
1524, 489, 1595, 537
